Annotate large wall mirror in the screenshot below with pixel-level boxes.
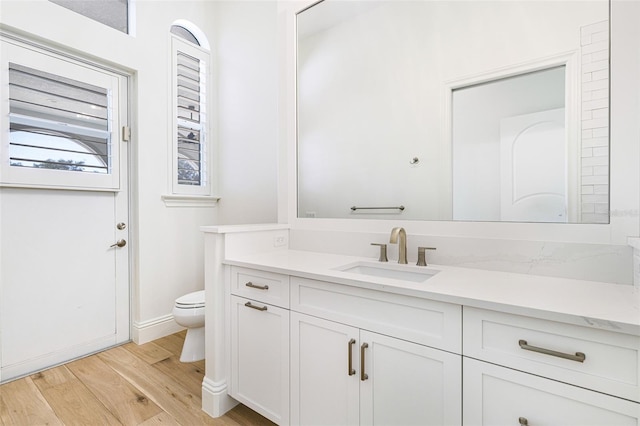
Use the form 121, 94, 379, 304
296, 0, 610, 223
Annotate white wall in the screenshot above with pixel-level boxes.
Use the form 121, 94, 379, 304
214, 1, 279, 225
0, 0, 279, 343
133, 0, 221, 342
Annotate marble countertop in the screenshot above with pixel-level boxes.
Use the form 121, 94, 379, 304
224, 249, 640, 336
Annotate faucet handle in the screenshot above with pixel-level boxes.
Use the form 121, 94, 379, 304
417, 247, 436, 266
371, 243, 388, 262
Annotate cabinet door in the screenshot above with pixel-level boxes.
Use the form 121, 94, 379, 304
230, 296, 289, 425
359, 331, 462, 426
291, 312, 360, 426
463, 357, 639, 426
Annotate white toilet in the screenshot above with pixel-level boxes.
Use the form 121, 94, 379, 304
172, 290, 205, 362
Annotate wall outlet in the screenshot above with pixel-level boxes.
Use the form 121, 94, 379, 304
274, 235, 286, 247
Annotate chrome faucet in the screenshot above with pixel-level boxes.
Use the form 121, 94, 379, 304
389, 227, 407, 264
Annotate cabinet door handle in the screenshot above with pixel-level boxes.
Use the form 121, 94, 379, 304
348, 338, 356, 376
518, 417, 529, 426
360, 342, 369, 381
518, 339, 585, 363
245, 281, 269, 290
244, 301, 267, 311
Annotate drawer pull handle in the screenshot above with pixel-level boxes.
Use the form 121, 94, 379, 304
348, 338, 356, 376
360, 343, 369, 381
518, 417, 528, 426
518, 339, 585, 363
244, 301, 268, 311
245, 282, 269, 290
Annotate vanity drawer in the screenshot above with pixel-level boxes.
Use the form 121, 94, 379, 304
230, 266, 290, 308
290, 276, 461, 353
463, 357, 640, 426
463, 306, 640, 402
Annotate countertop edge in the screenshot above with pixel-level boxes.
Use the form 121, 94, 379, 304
223, 251, 640, 337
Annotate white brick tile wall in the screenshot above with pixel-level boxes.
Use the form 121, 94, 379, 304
582, 175, 608, 185
593, 165, 608, 175
595, 203, 609, 214
581, 213, 609, 223
593, 146, 609, 156
582, 194, 608, 203
582, 156, 608, 167
580, 20, 609, 223
581, 20, 608, 35
592, 107, 608, 118
592, 50, 608, 62
582, 166, 594, 175
582, 99, 608, 110
594, 184, 609, 194
582, 137, 608, 147
582, 60, 608, 73
582, 203, 595, 213
592, 69, 609, 81
582, 40, 609, 54
592, 127, 608, 137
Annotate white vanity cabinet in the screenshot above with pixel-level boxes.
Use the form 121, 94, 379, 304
229, 267, 290, 425
462, 307, 640, 425
290, 277, 463, 426
224, 262, 639, 426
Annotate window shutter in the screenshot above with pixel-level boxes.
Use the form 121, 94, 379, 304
176, 52, 203, 186
8, 63, 111, 174
171, 36, 210, 196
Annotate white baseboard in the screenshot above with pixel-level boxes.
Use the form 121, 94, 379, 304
202, 376, 238, 418
132, 314, 184, 345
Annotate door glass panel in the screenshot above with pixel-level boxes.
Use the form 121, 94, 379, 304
49, 0, 129, 33
8, 63, 111, 174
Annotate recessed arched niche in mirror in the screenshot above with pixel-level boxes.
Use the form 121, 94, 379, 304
296, 0, 609, 223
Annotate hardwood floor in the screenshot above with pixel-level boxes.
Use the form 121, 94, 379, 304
0, 331, 275, 425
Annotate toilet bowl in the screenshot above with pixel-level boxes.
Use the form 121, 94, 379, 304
172, 290, 205, 362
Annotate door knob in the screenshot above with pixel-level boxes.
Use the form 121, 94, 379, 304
116, 222, 127, 230
110, 239, 126, 248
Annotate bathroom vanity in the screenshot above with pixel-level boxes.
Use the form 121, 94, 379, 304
201, 225, 640, 426
197, 1, 640, 423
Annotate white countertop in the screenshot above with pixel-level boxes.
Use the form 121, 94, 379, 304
224, 249, 640, 336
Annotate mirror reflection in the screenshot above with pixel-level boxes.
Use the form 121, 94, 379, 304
296, 0, 609, 223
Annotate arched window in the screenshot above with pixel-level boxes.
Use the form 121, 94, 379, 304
170, 25, 200, 46
170, 21, 212, 196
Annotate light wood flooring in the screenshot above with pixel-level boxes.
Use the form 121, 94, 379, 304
0, 331, 275, 425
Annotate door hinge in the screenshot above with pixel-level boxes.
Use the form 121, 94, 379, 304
122, 126, 131, 142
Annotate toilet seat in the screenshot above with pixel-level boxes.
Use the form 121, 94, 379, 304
175, 290, 205, 309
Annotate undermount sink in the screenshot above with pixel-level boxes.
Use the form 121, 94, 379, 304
335, 261, 439, 283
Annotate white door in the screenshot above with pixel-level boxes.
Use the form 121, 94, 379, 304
500, 108, 567, 222
290, 312, 360, 426
359, 330, 462, 426
0, 38, 130, 382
